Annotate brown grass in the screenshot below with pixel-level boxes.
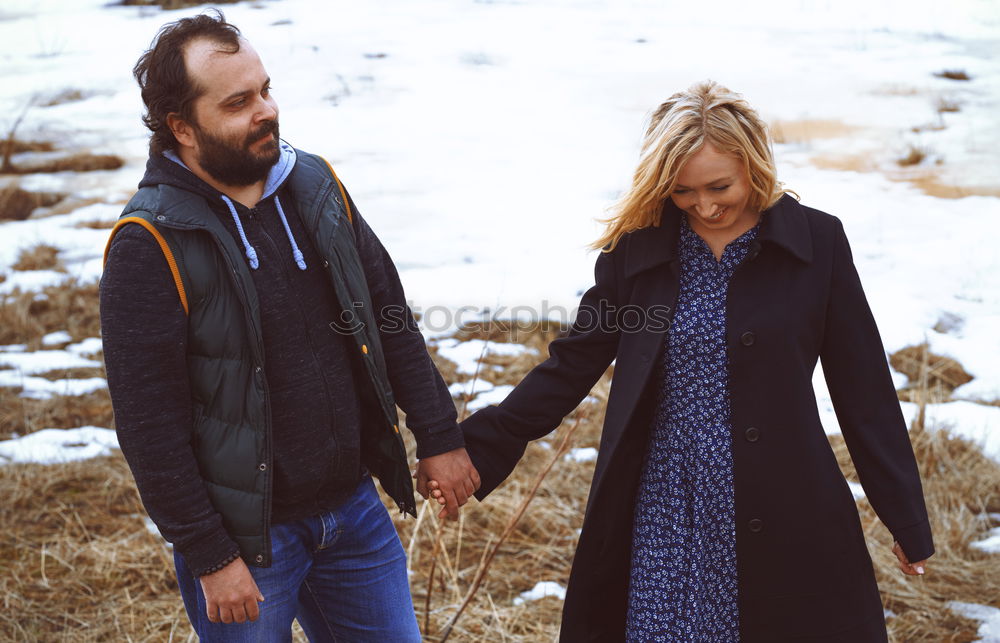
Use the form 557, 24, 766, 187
9, 153, 124, 174
897, 144, 928, 167
0, 278, 101, 347
73, 218, 116, 230
0, 388, 112, 441
934, 70, 972, 81
891, 343, 974, 404
12, 244, 64, 272
0, 316, 996, 641
0, 186, 65, 221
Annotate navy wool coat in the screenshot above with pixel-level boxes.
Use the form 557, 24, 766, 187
462, 194, 933, 642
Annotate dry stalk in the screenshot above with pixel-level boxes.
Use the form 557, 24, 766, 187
438, 413, 584, 642
423, 516, 446, 637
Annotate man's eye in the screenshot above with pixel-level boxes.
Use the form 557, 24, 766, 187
262, 86, 271, 97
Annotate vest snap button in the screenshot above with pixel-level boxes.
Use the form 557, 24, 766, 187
156, 215, 165, 221
255, 554, 263, 563
258, 463, 267, 471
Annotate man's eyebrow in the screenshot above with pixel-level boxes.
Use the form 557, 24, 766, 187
675, 176, 734, 189
219, 77, 271, 105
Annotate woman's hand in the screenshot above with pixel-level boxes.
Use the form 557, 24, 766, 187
892, 540, 927, 576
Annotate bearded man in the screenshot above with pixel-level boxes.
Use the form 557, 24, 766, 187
100, 12, 478, 641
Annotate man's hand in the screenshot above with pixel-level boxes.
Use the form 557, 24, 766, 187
415, 447, 480, 520
199, 557, 265, 624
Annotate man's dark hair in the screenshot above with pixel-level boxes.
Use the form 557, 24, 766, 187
133, 10, 242, 156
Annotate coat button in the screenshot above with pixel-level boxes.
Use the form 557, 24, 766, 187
748, 518, 763, 533
748, 242, 761, 261
322, 260, 329, 268
255, 366, 262, 374
255, 554, 263, 563
745, 427, 760, 442
258, 463, 267, 471
740, 331, 755, 346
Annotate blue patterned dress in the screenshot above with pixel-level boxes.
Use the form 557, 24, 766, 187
626, 216, 760, 642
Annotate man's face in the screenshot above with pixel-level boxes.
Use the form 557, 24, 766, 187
182, 38, 280, 187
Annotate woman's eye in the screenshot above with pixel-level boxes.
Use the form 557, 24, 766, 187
711, 185, 730, 192
673, 189, 689, 195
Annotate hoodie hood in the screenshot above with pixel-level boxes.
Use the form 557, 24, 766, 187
140, 141, 305, 271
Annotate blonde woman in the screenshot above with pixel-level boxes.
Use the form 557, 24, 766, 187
429, 80, 932, 641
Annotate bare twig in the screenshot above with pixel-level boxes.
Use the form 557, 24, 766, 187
438, 413, 584, 641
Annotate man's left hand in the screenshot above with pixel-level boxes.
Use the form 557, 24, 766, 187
415, 447, 480, 520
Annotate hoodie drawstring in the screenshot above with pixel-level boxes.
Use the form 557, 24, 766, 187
221, 195, 259, 270
220, 194, 307, 272
275, 195, 307, 271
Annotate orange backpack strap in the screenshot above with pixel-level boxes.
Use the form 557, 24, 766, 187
321, 157, 353, 225
104, 216, 190, 315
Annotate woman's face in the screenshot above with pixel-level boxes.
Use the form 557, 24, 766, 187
669, 143, 756, 235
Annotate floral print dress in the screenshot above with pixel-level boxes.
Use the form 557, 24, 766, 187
626, 216, 760, 642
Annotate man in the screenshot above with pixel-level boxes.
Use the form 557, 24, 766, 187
101, 12, 478, 641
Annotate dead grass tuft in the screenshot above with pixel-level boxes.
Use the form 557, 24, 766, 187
0, 456, 185, 641
37, 89, 91, 108
12, 244, 64, 272
891, 343, 974, 403
10, 153, 125, 174
897, 144, 928, 167
0, 185, 65, 221
0, 388, 112, 441
934, 69, 972, 81
73, 218, 116, 230
0, 278, 101, 347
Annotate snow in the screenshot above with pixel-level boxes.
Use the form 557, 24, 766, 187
567, 447, 599, 463
949, 602, 1000, 643
0, 0, 997, 479
0, 426, 118, 465
434, 339, 534, 375
513, 581, 567, 605
41, 330, 72, 346
0, 370, 107, 400
466, 385, 516, 412
971, 527, 1000, 554
0, 349, 101, 375
901, 400, 1000, 462
66, 337, 103, 357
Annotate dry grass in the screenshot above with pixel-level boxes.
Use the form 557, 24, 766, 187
0, 388, 112, 441
0, 278, 101, 347
891, 343, 974, 404
897, 144, 929, 167
0, 456, 184, 641
0, 185, 65, 221
73, 218, 116, 230
934, 70, 972, 81
0, 314, 997, 641
9, 153, 125, 175
12, 244, 64, 272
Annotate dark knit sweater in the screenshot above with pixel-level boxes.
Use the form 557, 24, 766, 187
100, 150, 462, 576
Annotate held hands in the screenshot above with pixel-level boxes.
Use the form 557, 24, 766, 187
892, 540, 928, 576
199, 557, 265, 624
415, 447, 481, 520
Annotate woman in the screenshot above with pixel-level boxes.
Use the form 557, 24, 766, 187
432, 80, 933, 641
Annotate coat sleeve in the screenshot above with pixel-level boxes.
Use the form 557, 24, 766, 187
344, 188, 464, 459
820, 218, 933, 563
463, 248, 622, 499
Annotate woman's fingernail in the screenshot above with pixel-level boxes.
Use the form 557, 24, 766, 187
915, 565, 925, 574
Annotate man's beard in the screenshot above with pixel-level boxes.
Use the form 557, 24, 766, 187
193, 119, 280, 187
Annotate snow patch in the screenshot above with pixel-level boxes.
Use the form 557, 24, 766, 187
513, 581, 566, 605
971, 527, 1000, 554
566, 447, 598, 463
0, 427, 118, 465
948, 602, 1000, 643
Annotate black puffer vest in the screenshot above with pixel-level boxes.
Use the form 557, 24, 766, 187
106, 151, 415, 566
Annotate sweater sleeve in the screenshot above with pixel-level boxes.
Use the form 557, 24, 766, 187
100, 224, 240, 576
343, 189, 464, 459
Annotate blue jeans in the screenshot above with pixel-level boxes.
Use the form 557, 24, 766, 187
174, 476, 421, 642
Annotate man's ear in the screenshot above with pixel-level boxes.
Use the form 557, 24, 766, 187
167, 113, 196, 149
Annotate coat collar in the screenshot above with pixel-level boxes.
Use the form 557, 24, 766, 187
622, 193, 813, 278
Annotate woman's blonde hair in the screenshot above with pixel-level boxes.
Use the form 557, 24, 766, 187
593, 80, 786, 251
